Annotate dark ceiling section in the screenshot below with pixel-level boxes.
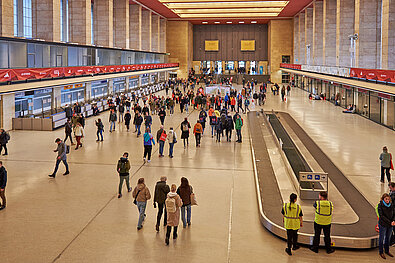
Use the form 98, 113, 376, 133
193, 24, 268, 61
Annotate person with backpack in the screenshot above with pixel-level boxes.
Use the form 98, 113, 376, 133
132, 178, 151, 230
134, 112, 144, 137
282, 193, 303, 256
199, 109, 207, 135
165, 184, 183, 245
118, 103, 125, 123
215, 117, 223, 143
124, 110, 131, 131
154, 176, 170, 232
64, 120, 74, 145
177, 177, 193, 228
144, 112, 153, 132
244, 97, 251, 112
209, 114, 217, 138
143, 128, 155, 163
167, 127, 177, 158
0, 161, 7, 211
117, 152, 131, 198
95, 118, 104, 142
74, 122, 84, 150
180, 118, 191, 148
235, 114, 243, 143
109, 109, 117, 132
158, 107, 166, 126
193, 120, 203, 147
0, 129, 10, 156
225, 114, 234, 142
49, 138, 69, 178
380, 146, 392, 184
157, 126, 166, 157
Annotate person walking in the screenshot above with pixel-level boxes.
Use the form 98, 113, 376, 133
235, 114, 243, 143
95, 118, 104, 142
282, 193, 303, 256
281, 86, 286, 102
158, 107, 166, 126
310, 191, 334, 254
377, 193, 395, 259
215, 118, 222, 143
193, 120, 203, 147
118, 103, 125, 123
180, 118, 191, 148
144, 112, 153, 132
244, 97, 251, 112
225, 114, 234, 142
134, 112, 144, 137
380, 146, 393, 184
109, 109, 117, 132
167, 127, 177, 158
157, 125, 166, 157
117, 152, 131, 198
154, 176, 170, 232
132, 178, 151, 230
0, 161, 7, 211
177, 177, 193, 228
165, 184, 183, 245
74, 122, 84, 150
143, 128, 155, 163
64, 119, 74, 145
0, 129, 10, 156
124, 110, 131, 131
209, 114, 217, 138
48, 138, 69, 178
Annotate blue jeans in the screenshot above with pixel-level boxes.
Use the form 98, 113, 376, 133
181, 205, 191, 227
110, 121, 116, 131
379, 224, 392, 254
136, 201, 147, 228
185, 104, 189, 112
159, 140, 165, 156
211, 125, 216, 136
135, 125, 141, 135
97, 130, 103, 141
169, 143, 174, 157
53, 158, 69, 175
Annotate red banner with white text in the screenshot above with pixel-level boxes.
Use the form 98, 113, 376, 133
350, 68, 395, 83
0, 63, 179, 83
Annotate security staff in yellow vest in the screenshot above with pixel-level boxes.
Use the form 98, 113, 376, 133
310, 191, 335, 254
281, 193, 303, 256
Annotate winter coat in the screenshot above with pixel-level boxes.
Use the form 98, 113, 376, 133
154, 181, 170, 204
132, 183, 151, 202
74, 126, 84, 137
177, 185, 193, 207
0, 166, 7, 189
65, 122, 72, 134
109, 112, 117, 122
166, 192, 183, 227
117, 157, 131, 176
143, 132, 155, 146
235, 118, 243, 130
181, 121, 191, 139
378, 201, 395, 228
124, 113, 131, 125
167, 130, 177, 144
193, 123, 203, 134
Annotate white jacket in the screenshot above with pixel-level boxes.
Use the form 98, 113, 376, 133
74, 126, 84, 137
167, 130, 177, 143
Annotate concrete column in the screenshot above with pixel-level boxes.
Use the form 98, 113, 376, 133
305, 7, 313, 65
94, 0, 113, 47
355, 0, 381, 69
33, 0, 61, 42
130, 4, 142, 50
108, 79, 114, 95
84, 82, 92, 102
336, 0, 355, 67
2, 93, 15, 131
0, 0, 14, 37
382, 0, 395, 69
294, 16, 300, 63
151, 14, 160, 52
141, 9, 152, 52
313, 1, 324, 65
52, 86, 61, 110
323, 0, 337, 66
114, 0, 129, 49
299, 12, 305, 64
160, 18, 167, 53
69, 0, 91, 45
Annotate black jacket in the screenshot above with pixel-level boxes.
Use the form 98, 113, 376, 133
378, 201, 395, 228
154, 181, 170, 204
65, 122, 72, 134
0, 166, 7, 189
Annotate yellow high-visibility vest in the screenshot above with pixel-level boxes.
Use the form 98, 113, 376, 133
283, 202, 302, 230
314, 200, 333, 225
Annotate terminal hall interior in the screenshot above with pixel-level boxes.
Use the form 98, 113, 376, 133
0, 0, 395, 262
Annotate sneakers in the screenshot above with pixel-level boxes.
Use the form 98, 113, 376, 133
327, 248, 335, 254
386, 252, 394, 257
63, 171, 70, 176
309, 247, 318, 253
143, 158, 146, 162
285, 248, 292, 256
156, 225, 160, 232
137, 226, 143, 230
0, 206, 6, 211
147, 160, 151, 163
128, 188, 132, 192
118, 194, 122, 198
48, 174, 55, 178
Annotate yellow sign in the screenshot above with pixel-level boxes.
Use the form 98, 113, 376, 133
241, 40, 255, 51
205, 40, 219, 51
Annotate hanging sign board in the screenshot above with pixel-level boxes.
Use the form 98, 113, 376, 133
241, 40, 255, 51
205, 40, 219, 51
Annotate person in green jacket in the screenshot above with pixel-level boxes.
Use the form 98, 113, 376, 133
235, 115, 243, 143
117, 152, 131, 198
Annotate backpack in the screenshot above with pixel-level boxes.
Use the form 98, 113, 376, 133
182, 123, 189, 132
5, 132, 10, 142
165, 197, 176, 213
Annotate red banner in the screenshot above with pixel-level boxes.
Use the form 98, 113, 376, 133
350, 68, 395, 83
0, 63, 179, 83
280, 63, 302, 70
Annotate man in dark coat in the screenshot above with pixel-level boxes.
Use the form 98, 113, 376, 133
153, 176, 170, 232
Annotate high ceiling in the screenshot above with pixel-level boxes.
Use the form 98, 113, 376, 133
132, 0, 314, 24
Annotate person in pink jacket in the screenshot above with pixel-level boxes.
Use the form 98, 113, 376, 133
165, 184, 183, 245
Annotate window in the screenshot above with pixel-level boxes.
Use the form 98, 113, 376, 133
60, 0, 69, 42
281, 73, 290, 84
13, 0, 18, 36
225, 61, 234, 70
23, 0, 32, 38
91, 3, 94, 45
282, 55, 291, 64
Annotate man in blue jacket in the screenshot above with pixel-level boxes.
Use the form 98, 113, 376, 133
0, 161, 7, 210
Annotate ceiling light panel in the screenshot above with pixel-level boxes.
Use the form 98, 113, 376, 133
163, 1, 288, 9
178, 13, 279, 18
173, 8, 283, 14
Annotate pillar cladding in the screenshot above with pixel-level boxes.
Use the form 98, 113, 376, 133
69, 0, 91, 45
336, 0, 354, 67
356, 0, 381, 69
160, 18, 167, 53
151, 14, 160, 52
299, 13, 305, 64
33, 0, 61, 42
0, 0, 14, 37
2, 93, 15, 131
114, 0, 129, 49
324, 0, 336, 66
305, 7, 313, 64
141, 9, 152, 52
94, 0, 113, 47
313, 1, 324, 66
382, 0, 395, 69
294, 16, 299, 63
130, 4, 141, 50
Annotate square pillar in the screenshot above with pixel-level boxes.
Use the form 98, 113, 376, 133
2, 93, 15, 131
293, 16, 299, 63
305, 7, 313, 65
324, 0, 337, 66
151, 14, 160, 52
94, 0, 113, 47
114, 0, 129, 49
69, 0, 92, 45
313, 1, 324, 65
130, 4, 141, 50
0, 0, 14, 37
52, 86, 61, 110
84, 82, 92, 102
33, 0, 61, 42
160, 18, 167, 53
141, 9, 151, 52
336, 0, 355, 67
299, 12, 305, 64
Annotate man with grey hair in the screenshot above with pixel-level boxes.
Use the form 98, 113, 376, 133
154, 176, 170, 232
380, 146, 392, 184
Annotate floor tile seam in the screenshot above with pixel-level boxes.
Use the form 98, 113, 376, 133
141, 164, 253, 172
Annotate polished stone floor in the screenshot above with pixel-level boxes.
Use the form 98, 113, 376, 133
0, 86, 389, 262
